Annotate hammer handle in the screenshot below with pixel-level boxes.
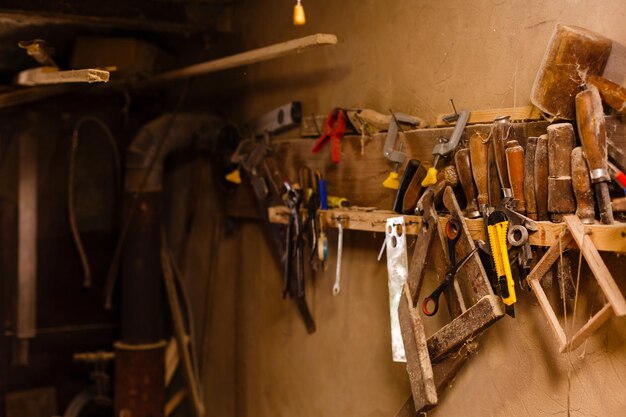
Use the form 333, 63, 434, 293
455, 148, 480, 218
505, 140, 526, 214
524, 137, 538, 220
469, 132, 489, 208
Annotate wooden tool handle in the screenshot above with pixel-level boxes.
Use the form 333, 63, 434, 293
505, 140, 526, 214
534, 134, 549, 220
524, 137, 538, 220
454, 148, 480, 218
571, 147, 595, 223
575, 86, 608, 182
469, 132, 489, 208
586, 75, 626, 114
493, 116, 512, 189
547, 123, 576, 219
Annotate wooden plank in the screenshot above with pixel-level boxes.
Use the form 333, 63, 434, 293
564, 215, 626, 316
398, 286, 437, 412
165, 390, 187, 417
528, 277, 568, 348
526, 232, 574, 285
442, 187, 493, 302
436, 105, 543, 127
152, 33, 338, 83
563, 303, 613, 352
269, 206, 626, 252
427, 295, 505, 363
16, 67, 109, 86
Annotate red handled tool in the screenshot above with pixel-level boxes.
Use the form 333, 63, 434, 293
311, 108, 346, 164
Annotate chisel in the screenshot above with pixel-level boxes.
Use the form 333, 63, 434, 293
469, 132, 489, 212
534, 134, 549, 221
571, 147, 596, 223
547, 123, 576, 222
505, 140, 525, 214
454, 148, 480, 218
575, 86, 614, 224
524, 137, 539, 220
492, 115, 513, 196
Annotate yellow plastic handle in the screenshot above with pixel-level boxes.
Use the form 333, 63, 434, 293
421, 167, 438, 187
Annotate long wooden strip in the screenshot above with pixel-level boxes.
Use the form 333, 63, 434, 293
436, 105, 542, 127
398, 286, 437, 412
528, 277, 567, 348
563, 303, 613, 352
270, 207, 626, 251
427, 295, 504, 363
152, 33, 338, 83
564, 215, 626, 316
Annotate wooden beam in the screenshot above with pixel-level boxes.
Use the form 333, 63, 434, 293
528, 277, 568, 348
268, 206, 626, 252
435, 105, 543, 127
563, 303, 613, 353
564, 215, 626, 316
426, 295, 504, 363
16, 67, 109, 86
151, 33, 338, 83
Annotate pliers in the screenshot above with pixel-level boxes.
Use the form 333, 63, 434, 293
311, 108, 347, 164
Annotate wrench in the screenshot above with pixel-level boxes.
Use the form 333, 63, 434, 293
333, 217, 345, 295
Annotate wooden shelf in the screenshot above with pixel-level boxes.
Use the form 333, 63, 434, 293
268, 207, 626, 252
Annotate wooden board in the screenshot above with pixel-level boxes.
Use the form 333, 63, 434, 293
151, 33, 338, 83
268, 206, 626, 252
435, 105, 543, 127
426, 295, 504, 363
398, 286, 437, 412
16, 67, 109, 86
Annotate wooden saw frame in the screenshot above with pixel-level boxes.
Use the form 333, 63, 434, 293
526, 214, 626, 353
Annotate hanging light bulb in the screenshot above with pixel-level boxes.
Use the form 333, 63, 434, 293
293, 0, 306, 25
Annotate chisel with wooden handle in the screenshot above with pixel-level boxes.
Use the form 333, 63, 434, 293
454, 148, 480, 218
586, 75, 626, 114
571, 147, 595, 223
575, 86, 614, 224
524, 137, 538, 220
492, 115, 512, 195
547, 123, 576, 222
534, 134, 549, 221
505, 140, 525, 214
469, 132, 489, 211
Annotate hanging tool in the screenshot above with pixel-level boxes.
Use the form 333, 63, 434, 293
571, 147, 596, 224
454, 147, 480, 218
382, 110, 423, 189
392, 159, 426, 214
504, 140, 526, 214
333, 216, 346, 295
415, 165, 458, 214
547, 123, 576, 222
421, 102, 469, 186
534, 134, 549, 221
488, 211, 516, 316
468, 132, 489, 212
523, 137, 539, 220
422, 218, 477, 316
283, 181, 306, 299
311, 108, 346, 164
576, 86, 614, 224
491, 115, 513, 197
385, 216, 409, 362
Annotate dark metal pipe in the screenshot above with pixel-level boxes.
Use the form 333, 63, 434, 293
116, 113, 221, 417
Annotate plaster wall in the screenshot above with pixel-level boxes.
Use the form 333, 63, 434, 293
197, 1, 626, 416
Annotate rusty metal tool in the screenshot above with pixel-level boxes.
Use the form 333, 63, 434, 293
422, 218, 477, 316
492, 115, 513, 196
385, 216, 409, 361
421, 107, 469, 186
576, 86, 614, 224
524, 137, 539, 220
571, 146, 596, 223
455, 148, 480, 218
505, 139, 525, 214
534, 134, 549, 221
547, 123, 576, 222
